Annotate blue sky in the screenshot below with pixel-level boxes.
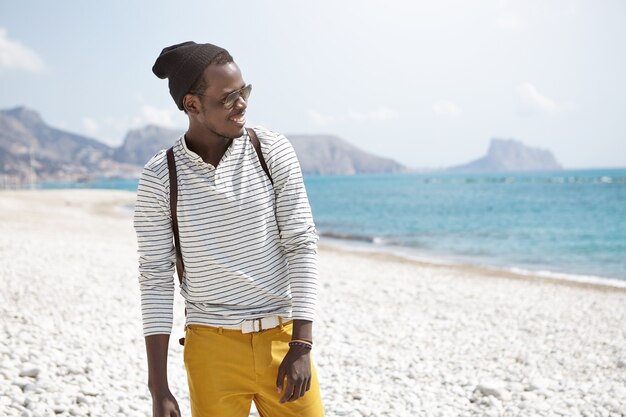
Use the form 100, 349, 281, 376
1, 0, 624, 169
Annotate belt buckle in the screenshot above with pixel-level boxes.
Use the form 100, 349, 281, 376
242, 316, 281, 334
241, 318, 262, 334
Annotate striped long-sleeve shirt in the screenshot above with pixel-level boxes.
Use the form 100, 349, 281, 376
133, 126, 319, 337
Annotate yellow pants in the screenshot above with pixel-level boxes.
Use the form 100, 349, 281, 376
184, 320, 325, 417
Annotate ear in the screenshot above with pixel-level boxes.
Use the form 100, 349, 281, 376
183, 94, 201, 115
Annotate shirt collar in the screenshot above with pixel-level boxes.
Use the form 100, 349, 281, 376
179, 129, 248, 165
180, 134, 203, 164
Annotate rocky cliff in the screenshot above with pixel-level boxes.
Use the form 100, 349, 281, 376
448, 138, 562, 172
116, 127, 408, 176
113, 125, 183, 166
283, 134, 407, 176
0, 107, 408, 185
0, 107, 138, 183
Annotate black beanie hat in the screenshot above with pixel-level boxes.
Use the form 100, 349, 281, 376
152, 41, 230, 110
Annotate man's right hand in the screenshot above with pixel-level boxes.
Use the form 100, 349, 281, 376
151, 389, 181, 417
145, 334, 179, 416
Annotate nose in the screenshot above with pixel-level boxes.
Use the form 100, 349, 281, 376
234, 95, 247, 111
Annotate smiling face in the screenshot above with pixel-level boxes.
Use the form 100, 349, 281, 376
183, 61, 248, 139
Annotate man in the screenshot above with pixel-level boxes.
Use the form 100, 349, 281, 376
133, 41, 325, 417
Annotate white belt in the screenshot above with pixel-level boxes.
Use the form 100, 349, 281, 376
220, 315, 284, 334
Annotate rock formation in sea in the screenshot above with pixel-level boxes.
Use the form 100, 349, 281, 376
448, 138, 562, 172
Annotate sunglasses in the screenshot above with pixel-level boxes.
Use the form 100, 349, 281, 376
218, 84, 252, 109
195, 84, 252, 109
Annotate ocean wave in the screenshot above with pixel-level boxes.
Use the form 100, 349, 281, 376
318, 233, 626, 289
318, 231, 386, 244
506, 267, 626, 289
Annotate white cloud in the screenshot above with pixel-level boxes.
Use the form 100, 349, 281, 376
432, 100, 461, 117
348, 107, 398, 122
308, 107, 398, 125
307, 110, 334, 126
0, 28, 45, 72
517, 82, 559, 113
132, 104, 184, 128
82, 117, 98, 135
76, 106, 185, 146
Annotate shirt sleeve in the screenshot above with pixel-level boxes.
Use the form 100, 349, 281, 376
133, 164, 176, 337
266, 133, 320, 322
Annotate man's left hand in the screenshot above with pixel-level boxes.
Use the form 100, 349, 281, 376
275, 345, 312, 403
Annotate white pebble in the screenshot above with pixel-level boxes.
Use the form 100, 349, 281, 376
475, 379, 507, 399
18, 366, 39, 379
528, 378, 553, 391
531, 400, 551, 411
68, 407, 82, 416
506, 382, 525, 392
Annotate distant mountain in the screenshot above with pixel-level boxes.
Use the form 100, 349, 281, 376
288, 134, 407, 175
111, 126, 407, 176
114, 125, 183, 166
0, 106, 408, 185
0, 107, 139, 183
448, 138, 562, 172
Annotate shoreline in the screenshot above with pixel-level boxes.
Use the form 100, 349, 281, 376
4, 188, 625, 293
317, 237, 626, 293
118, 188, 626, 293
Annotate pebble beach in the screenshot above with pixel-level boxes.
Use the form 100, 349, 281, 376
1, 190, 625, 417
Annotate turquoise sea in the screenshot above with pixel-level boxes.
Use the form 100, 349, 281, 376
40, 168, 626, 285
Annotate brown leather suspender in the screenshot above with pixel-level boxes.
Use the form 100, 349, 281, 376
247, 128, 273, 187
165, 127, 272, 345
166, 148, 184, 286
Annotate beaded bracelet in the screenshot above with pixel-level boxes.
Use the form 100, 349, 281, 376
288, 341, 312, 350
290, 339, 313, 345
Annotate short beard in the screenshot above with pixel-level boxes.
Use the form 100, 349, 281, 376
214, 126, 245, 140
